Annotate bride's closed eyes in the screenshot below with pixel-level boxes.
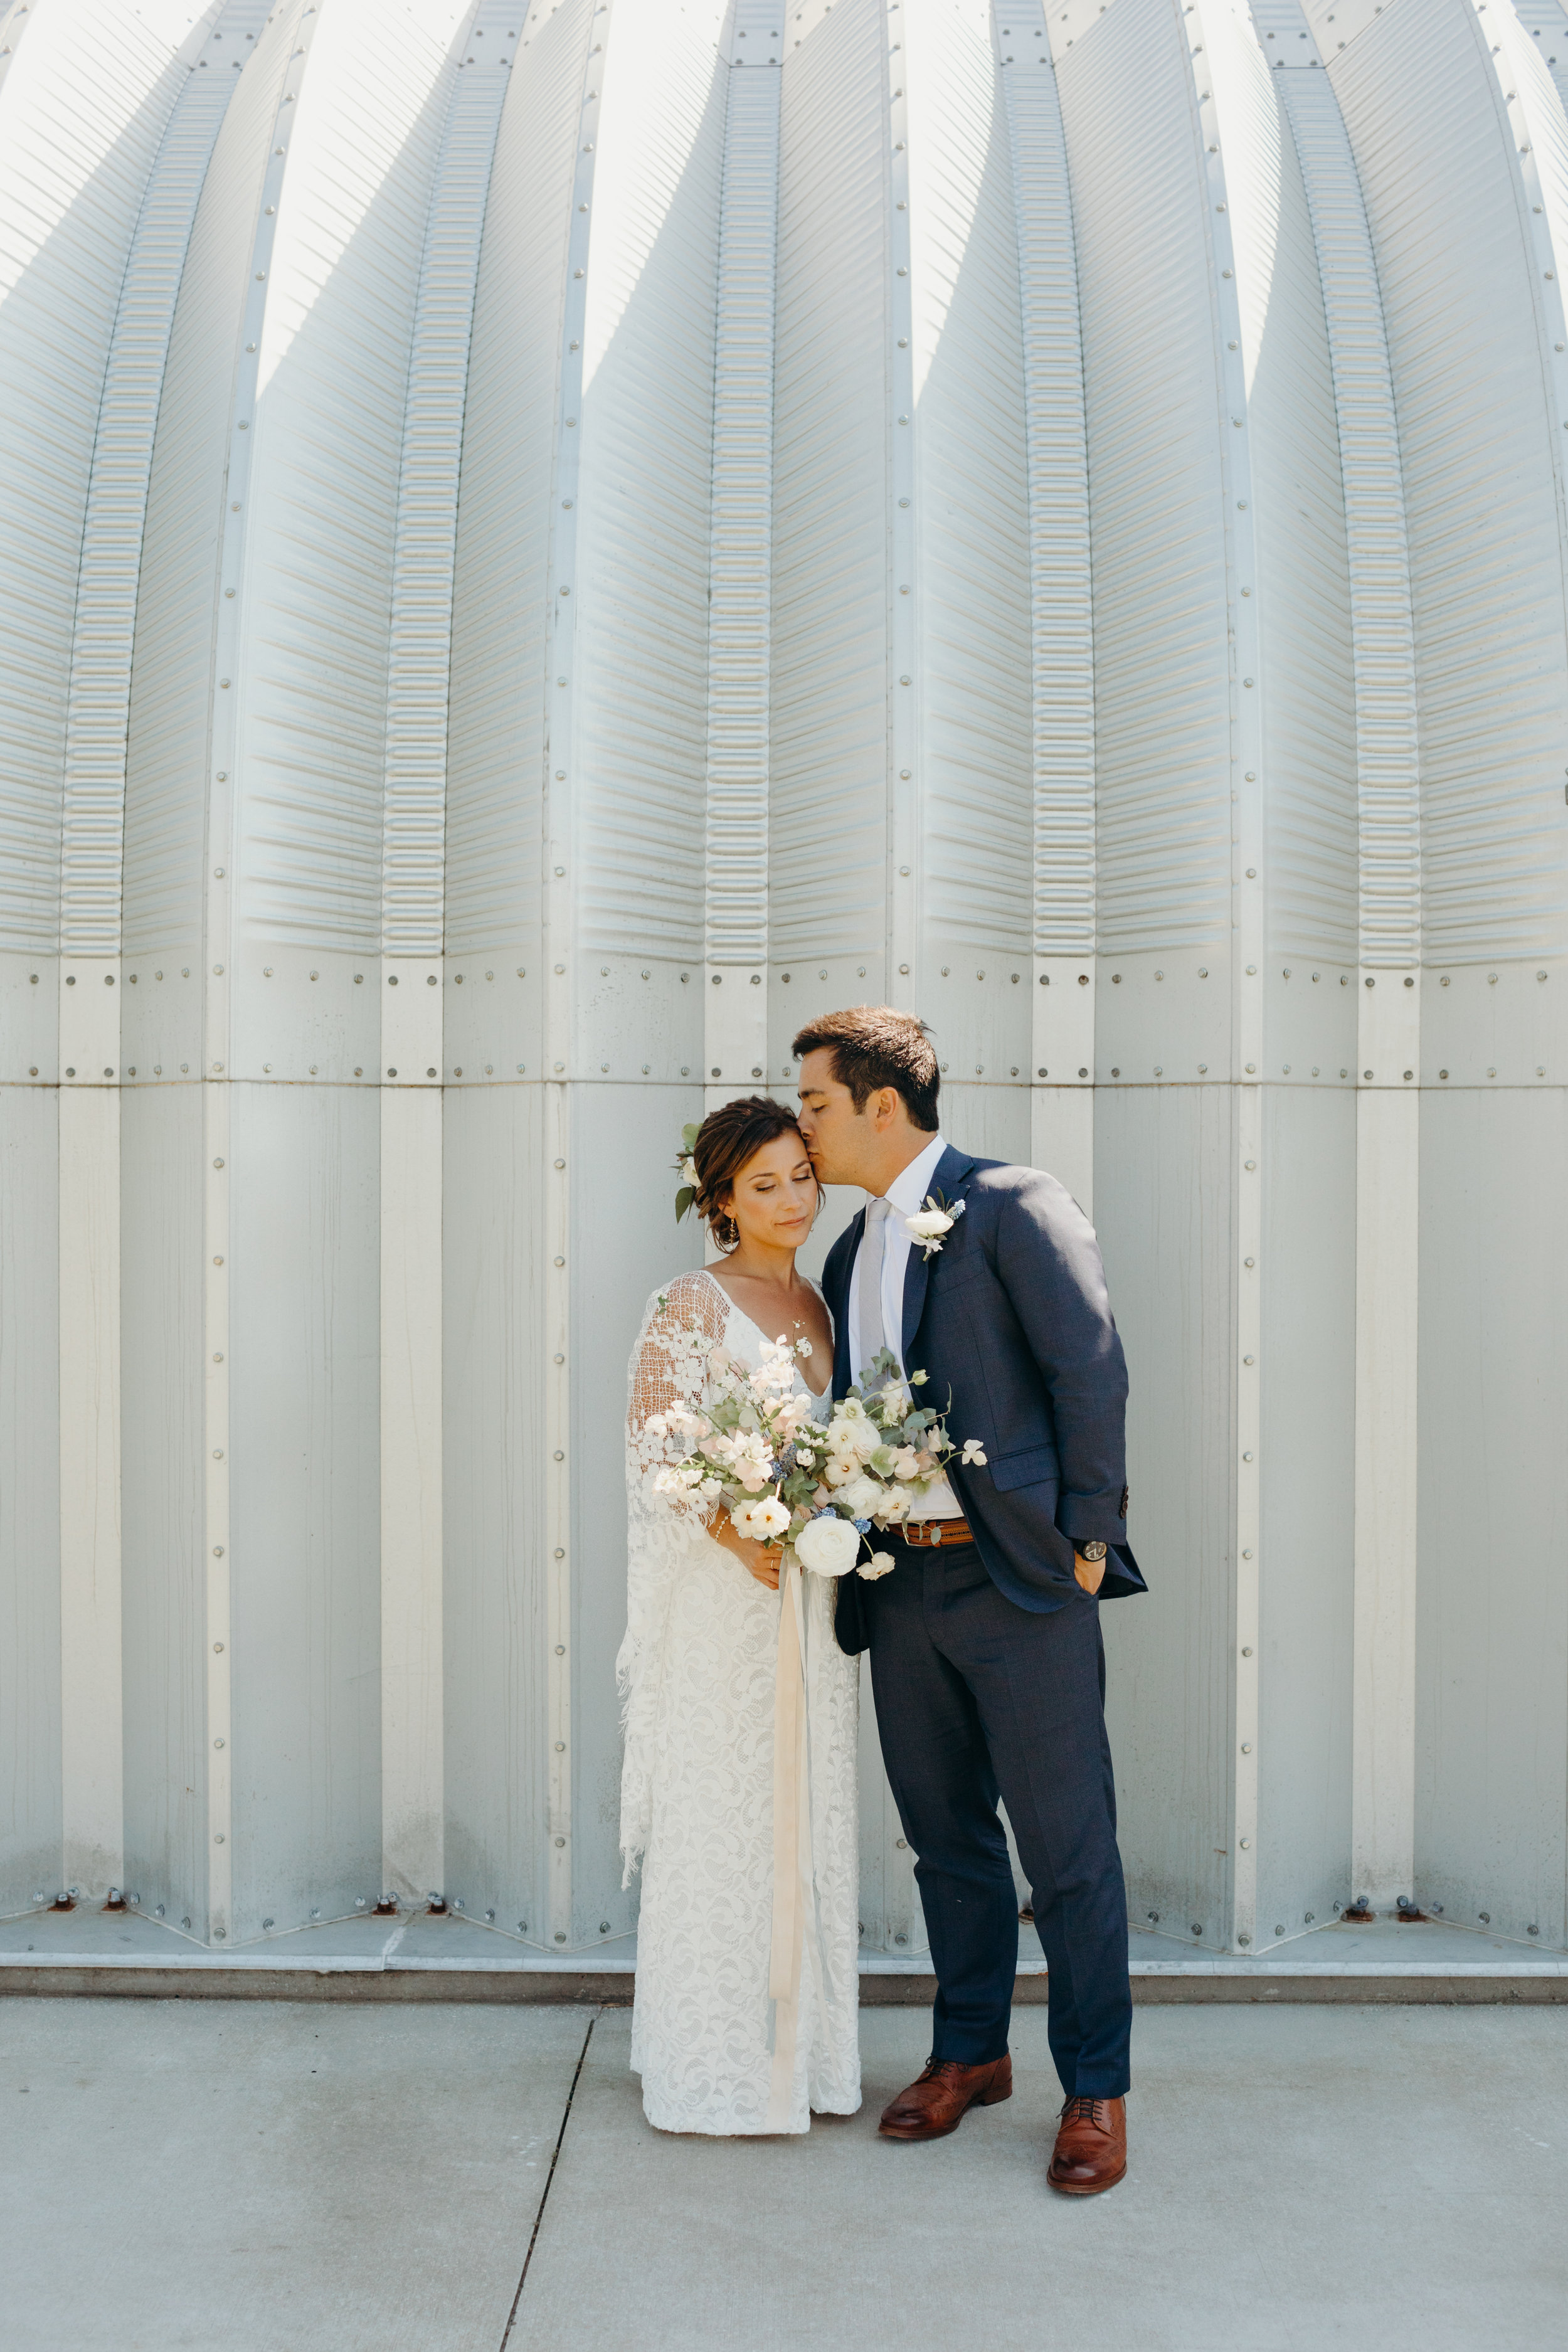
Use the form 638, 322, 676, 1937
745, 1160, 815, 1195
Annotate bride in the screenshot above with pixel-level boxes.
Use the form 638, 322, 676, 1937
617, 1094, 861, 2135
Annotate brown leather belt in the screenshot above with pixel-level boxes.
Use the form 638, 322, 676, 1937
899, 1518, 975, 1549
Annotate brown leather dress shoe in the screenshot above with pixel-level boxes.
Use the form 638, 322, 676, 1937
877, 2053, 1012, 2141
1047, 2094, 1127, 2195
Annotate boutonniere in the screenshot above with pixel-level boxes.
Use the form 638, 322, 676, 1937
903, 1190, 967, 1260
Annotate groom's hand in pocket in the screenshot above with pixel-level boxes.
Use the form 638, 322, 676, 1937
1074, 1549, 1106, 1596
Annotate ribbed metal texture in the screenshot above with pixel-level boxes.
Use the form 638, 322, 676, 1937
1332, 0, 1567, 962
1280, 66, 1419, 967
704, 48, 779, 971
0, 0, 184, 955
59, 75, 238, 957
1221, 9, 1358, 971
770, 0, 888, 965
911, 0, 1031, 972
443, 0, 585, 961
574, 0, 726, 971
122, 3, 297, 960
381, 27, 510, 960
1003, 6, 1094, 960
234, 0, 453, 958
1057, 0, 1231, 956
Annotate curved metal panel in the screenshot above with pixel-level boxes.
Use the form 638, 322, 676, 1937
61, 20, 270, 962
1331, 0, 1568, 966
1057, 1, 1231, 961
909, 0, 1031, 1089
1003, 14, 1094, 965
381, 14, 510, 963
0, 0, 186, 955
768, 0, 889, 984
441, 0, 588, 1952
233, 0, 455, 970
704, 36, 778, 982
1278, 64, 1419, 970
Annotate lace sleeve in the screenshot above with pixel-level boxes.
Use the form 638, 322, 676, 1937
628, 1270, 727, 1448
617, 1273, 728, 1885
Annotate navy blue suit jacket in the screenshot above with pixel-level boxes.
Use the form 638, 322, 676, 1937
822, 1145, 1145, 1624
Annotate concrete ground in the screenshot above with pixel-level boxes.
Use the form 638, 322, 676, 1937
1, 1999, 1563, 2351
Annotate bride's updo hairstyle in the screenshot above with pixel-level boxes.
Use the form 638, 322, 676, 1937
691, 1095, 815, 1252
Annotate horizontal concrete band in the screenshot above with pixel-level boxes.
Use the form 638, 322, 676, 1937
4, 1967, 1565, 2006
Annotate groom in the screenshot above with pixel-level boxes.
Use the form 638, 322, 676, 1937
793, 1006, 1144, 2196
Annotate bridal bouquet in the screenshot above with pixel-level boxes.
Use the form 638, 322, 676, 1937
638, 1321, 985, 1584
797, 1347, 987, 1580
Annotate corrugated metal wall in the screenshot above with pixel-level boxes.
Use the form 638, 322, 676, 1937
1, 0, 1564, 1961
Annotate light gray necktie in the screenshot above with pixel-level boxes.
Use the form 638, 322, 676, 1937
855, 1197, 892, 1389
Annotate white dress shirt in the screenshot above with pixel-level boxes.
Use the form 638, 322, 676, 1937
845, 1131, 961, 1519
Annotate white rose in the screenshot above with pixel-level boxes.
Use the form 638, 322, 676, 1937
839, 1473, 883, 1518
795, 1514, 862, 1577
858, 1551, 896, 1581
904, 1207, 953, 1243
731, 1495, 790, 1542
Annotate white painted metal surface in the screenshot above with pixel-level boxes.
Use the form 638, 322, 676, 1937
1, 0, 1564, 1968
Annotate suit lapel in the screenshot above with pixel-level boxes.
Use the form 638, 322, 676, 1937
900, 1145, 977, 1367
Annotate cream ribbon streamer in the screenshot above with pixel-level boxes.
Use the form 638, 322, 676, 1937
765, 1549, 818, 2132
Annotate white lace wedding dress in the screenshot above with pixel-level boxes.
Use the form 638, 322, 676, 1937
618, 1268, 862, 2135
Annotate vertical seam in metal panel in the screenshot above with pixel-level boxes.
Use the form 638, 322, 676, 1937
544, 0, 606, 1952
886, 2, 914, 1012
377, 0, 512, 1912
1189, 0, 1261, 1957
704, 8, 778, 1089
52, 2, 268, 1916
1279, 55, 1421, 1917
201, 0, 314, 1944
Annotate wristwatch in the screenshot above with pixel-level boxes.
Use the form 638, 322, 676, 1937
1077, 1540, 1108, 1564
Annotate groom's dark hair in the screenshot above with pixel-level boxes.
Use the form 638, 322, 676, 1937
790, 1007, 940, 1133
